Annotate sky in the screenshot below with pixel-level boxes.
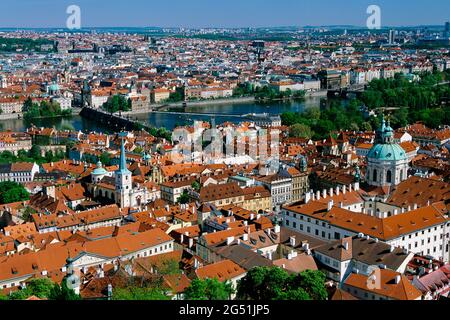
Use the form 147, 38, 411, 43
0, 0, 449, 29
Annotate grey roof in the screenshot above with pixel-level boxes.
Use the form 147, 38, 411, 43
314, 236, 411, 270
213, 244, 273, 271
0, 164, 11, 173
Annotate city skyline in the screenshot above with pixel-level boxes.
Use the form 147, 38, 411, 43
1, 0, 450, 29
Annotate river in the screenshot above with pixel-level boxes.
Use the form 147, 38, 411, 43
0, 97, 324, 133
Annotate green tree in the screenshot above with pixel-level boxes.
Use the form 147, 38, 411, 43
177, 190, 190, 204
0, 181, 30, 204
304, 107, 321, 121
45, 150, 54, 163
156, 259, 182, 276
48, 281, 81, 300
112, 287, 169, 300
191, 181, 201, 192
8, 278, 55, 300
28, 145, 42, 159
289, 123, 313, 139
288, 270, 328, 300
21, 206, 37, 222
360, 122, 372, 132
236, 267, 328, 301
24, 97, 33, 111
184, 278, 234, 300
237, 266, 289, 300
99, 152, 112, 166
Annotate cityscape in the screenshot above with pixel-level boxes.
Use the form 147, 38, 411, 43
0, 0, 449, 309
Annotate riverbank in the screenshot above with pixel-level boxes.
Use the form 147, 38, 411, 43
0, 108, 81, 121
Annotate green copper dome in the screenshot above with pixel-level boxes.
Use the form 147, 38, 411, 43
367, 143, 407, 161
143, 153, 151, 161
368, 115, 406, 161
48, 83, 60, 92
92, 161, 108, 175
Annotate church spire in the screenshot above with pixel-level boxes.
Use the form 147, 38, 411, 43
118, 132, 131, 174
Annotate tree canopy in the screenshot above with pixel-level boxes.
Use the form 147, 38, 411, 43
102, 95, 131, 113
0, 181, 30, 204
5, 278, 80, 300
184, 278, 234, 300
112, 287, 169, 300
236, 267, 328, 301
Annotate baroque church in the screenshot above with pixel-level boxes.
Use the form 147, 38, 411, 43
87, 132, 153, 208
366, 115, 409, 188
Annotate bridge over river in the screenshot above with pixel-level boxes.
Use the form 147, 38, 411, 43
79, 107, 264, 132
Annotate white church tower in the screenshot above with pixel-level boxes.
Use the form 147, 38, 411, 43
115, 132, 132, 208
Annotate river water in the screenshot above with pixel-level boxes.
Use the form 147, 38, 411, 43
0, 97, 323, 133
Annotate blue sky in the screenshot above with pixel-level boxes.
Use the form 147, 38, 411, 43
1, 0, 449, 28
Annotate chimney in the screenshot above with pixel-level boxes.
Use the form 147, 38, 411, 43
316, 190, 321, 200
329, 188, 334, 197
305, 192, 311, 204
302, 242, 310, 251
194, 258, 199, 270
413, 203, 418, 210
336, 186, 340, 196
322, 189, 327, 199
290, 236, 296, 247
242, 233, 249, 241
41, 270, 48, 276
342, 186, 347, 195
327, 200, 334, 211
250, 213, 255, 220
180, 234, 184, 244
349, 184, 352, 192
274, 224, 280, 233
226, 236, 234, 245
354, 182, 360, 191
188, 238, 194, 248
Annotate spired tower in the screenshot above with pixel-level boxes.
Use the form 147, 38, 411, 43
115, 132, 132, 208
366, 115, 409, 187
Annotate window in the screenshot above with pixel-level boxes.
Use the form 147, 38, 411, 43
373, 169, 378, 182
386, 170, 392, 183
